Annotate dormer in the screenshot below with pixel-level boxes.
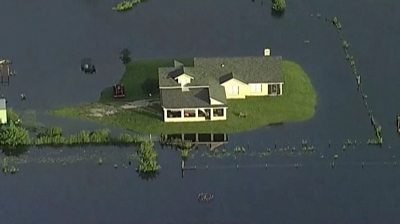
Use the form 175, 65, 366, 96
174, 73, 194, 86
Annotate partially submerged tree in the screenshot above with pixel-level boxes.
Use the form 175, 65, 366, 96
137, 141, 160, 173
120, 48, 132, 65
272, 0, 286, 12
0, 122, 31, 148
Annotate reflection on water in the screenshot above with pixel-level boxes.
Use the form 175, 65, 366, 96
161, 133, 228, 150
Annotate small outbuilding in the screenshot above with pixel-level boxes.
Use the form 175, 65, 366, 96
0, 98, 7, 124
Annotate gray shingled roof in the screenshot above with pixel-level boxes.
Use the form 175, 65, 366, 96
194, 56, 283, 83
208, 79, 228, 105
158, 56, 282, 108
161, 88, 210, 108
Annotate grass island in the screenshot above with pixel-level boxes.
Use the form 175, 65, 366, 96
51, 56, 316, 134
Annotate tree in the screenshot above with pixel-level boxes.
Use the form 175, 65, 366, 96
272, 0, 286, 12
119, 48, 131, 65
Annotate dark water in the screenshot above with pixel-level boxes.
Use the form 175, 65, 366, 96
0, 0, 400, 223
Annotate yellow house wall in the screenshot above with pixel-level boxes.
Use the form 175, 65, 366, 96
222, 80, 284, 99
247, 83, 269, 96
221, 79, 248, 99
0, 109, 7, 124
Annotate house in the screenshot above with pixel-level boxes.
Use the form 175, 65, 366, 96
158, 52, 283, 122
0, 98, 7, 124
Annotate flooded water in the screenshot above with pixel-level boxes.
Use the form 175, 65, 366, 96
1, 0, 400, 223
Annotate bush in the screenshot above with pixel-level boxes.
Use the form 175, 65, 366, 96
115, 133, 145, 145
342, 40, 350, 50
6, 108, 20, 125
332, 17, 342, 30
137, 141, 161, 173
113, 0, 144, 12
37, 127, 63, 138
234, 146, 246, 154
181, 148, 190, 161
120, 48, 131, 65
0, 124, 31, 148
272, 0, 286, 12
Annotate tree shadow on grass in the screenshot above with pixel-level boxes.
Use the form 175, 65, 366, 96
141, 78, 159, 96
99, 86, 114, 102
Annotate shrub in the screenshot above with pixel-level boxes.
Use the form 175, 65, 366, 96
234, 146, 246, 154
36, 135, 65, 145
89, 129, 111, 143
181, 149, 190, 161
0, 124, 31, 148
342, 40, 350, 50
332, 17, 342, 30
6, 108, 20, 125
113, 0, 144, 12
120, 48, 131, 64
137, 141, 160, 173
272, 0, 286, 12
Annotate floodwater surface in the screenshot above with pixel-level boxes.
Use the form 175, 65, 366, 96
0, 0, 400, 223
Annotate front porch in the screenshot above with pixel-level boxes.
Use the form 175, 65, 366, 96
163, 107, 227, 122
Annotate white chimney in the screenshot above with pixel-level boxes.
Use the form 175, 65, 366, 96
264, 48, 271, 56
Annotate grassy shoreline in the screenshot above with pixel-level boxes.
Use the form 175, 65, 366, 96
51, 59, 317, 134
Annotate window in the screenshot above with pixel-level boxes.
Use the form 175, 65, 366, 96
184, 110, 196, 117
229, 85, 239, 95
167, 110, 182, 118
213, 108, 224, 117
268, 84, 280, 95
250, 84, 262, 93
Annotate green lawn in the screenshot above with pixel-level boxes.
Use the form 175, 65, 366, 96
52, 60, 317, 134
100, 58, 193, 102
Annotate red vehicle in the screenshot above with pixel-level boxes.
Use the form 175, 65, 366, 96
113, 84, 125, 98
